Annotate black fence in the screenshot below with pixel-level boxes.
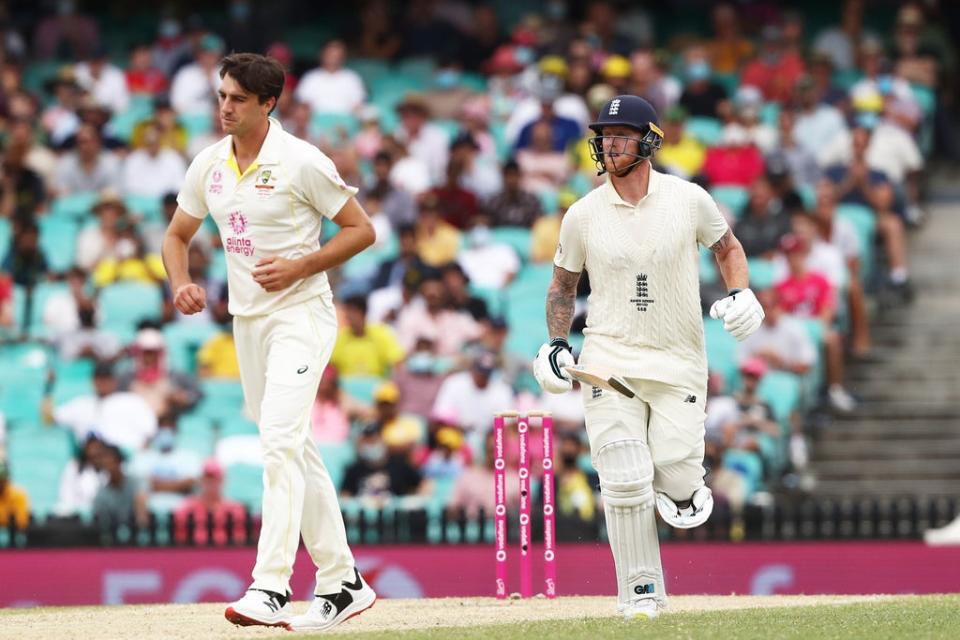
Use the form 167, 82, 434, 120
1, 496, 957, 549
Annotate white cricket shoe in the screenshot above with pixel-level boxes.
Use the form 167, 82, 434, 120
289, 568, 377, 632
623, 599, 659, 621
924, 515, 960, 546
224, 589, 292, 628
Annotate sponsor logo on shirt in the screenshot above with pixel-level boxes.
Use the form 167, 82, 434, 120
225, 210, 255, 257
254, 168, 277, 198
630, 273, 655, 312
209, 169, 223, 194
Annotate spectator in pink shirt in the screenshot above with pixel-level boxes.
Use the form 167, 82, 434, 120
173, 460, 247, 546
311, 366, 373, 444
740, 25, 806, 103
775, 234, 856, 412
395, 274, 482, 357
702, 125, 765, 187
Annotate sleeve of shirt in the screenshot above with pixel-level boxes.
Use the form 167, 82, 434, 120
298, 149, 359, 220
553, 204, 586, 273
176, 152, 209, 219
693, 184, 730, 248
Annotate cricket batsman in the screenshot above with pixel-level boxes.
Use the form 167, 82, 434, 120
163, 53, 377, 631
533, 95, 763, 619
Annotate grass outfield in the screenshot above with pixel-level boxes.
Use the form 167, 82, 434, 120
320, 595, 960, 640
2, 595, 958, 639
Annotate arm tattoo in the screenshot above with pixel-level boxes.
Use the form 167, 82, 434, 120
709, 228, 734, 254
546, 266, 580, 339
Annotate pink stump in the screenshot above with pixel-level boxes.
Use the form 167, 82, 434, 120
493, 414, 507, 599
517, 415, 532, 598
541, 414, 557, 598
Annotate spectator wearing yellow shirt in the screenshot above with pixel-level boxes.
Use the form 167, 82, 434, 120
331, 296, 405, 378
530, 188, 577, 263
92, 224, 166, 288
655, 106, 706, 180
415, 193, 461, 267
197, 294, 240, 379
0, 459, 30, 530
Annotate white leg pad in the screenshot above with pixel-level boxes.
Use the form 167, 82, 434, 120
594, 440, 666, 608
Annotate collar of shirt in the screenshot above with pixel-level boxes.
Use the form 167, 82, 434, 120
603, 167, 662, 212
216, 117, 285, 180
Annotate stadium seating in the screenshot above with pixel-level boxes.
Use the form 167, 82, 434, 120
710, 186, 750, 219
685, 117, 724, 146
97, 281, 164, 343
224, 463, 265, 514
38, 216, 79, 274
7, 425, 74, 520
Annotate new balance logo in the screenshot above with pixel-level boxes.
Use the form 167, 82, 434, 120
592, 386, 602, 399
634, 583, 656, 595
297, 365, 309, 374
684, 395, 697, 403
608, 98, 621, 115
264, 599, 279, 612
343, 569, 363, 591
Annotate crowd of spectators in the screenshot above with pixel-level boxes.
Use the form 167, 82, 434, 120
0, 0, 950, 541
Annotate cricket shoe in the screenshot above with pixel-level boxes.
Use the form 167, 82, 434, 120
224, 588, 292, 628
622, 598, 660, 621
289, 568, 377, 632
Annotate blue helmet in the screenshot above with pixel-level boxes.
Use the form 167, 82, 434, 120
588, 95, 664, 176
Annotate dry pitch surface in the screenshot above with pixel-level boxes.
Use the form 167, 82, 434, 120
1, 595, 895, 639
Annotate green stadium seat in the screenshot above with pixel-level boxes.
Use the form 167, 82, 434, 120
38, 216, 78, 274
51, 358, 95, 405
0, 217, 10, 264
396, 58, 436, 83
340, 375, 384, 405
0, 342, 53, 426
704, 317, 739, 392
432, 119, 461, 143
221, 415, 259, 438
50, 192, 98, 220
342, 235, 398, 282
460, 72, 488, 92
7, 425, 74, 520
757, 369, 802, 428
710, 186, 749, 218
700, 246, 718, 285
124, 194, 163, 222
224, 463, 264, 514
178, 113, 213, 140
318, 442, 355, 491
685, 117, 724, 146
832, 69, 863, 91
310, 113, 361, 141
722, 448, 764, 497
712, 72, 739, 96
490, 226, 532, 263
345, 58, 391, 85
163, 321, 219, 375
98, 282, 163, 344
536, 190, 558, 216
469, 284, 505, 318
798, 184, 816, 211
760, 102, 781, 127
195, 379, 246, 422
747, 258, 777, 290
836, 203, 876, 282
208, 248, 228, 281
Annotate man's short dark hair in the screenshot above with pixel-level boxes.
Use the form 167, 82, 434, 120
219, 53, 285, 111
344, 295, 368, 314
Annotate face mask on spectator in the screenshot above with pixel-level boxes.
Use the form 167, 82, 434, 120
435, 70, 461, 89
687, 61, 710, 82
116, 238, 137, 260
468, 225, 491, 247
406, 352, 436, 374
359, 443, 386, 463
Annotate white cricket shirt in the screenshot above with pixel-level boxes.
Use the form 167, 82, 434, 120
177, 118, 357, 317
554, 169, 728, 393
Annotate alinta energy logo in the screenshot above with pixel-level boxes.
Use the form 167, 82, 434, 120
226, 211, 254, 257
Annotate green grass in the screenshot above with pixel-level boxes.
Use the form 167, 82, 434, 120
313, 596, 960, 640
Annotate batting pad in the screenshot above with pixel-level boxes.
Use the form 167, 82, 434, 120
595, 440, 666, 607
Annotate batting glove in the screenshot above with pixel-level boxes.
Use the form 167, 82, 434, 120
709, 288, 764, 341
533, 338, 575, 394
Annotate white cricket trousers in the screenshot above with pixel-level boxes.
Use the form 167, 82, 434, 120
234, 293, 354, 596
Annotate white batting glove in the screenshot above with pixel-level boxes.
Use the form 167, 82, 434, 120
709, 288, 764, 341
533, 338, 575, 394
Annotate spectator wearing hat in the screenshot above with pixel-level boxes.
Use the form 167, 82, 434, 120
340, 423, 427, 501
774, 234, 855, 412
737, 288, 816, 377
432, 349, 514, 434
373, 381, 424, 449
395, 273, 480, 357
54, 123, 121, 196
720, 358, 781, 461
0, 459, 29, 531
734, 175, 793, 259
394, 93, 450, 187
678, 48, 729, 119
330, 295, 405, 378
414, 194, 461, 267
655, 106, 705, 180
450, 131, 501, 201
50, 361, 158, 451
705, 3, 754, 75
741, 25, 806, 103
484, 160, 543, 228
173, 459, 248, 546
122, 120, 187, 198
120, 328, 201, 426
170, 33, 224, 116
75, 44, 130, 115
295, 39, 365, 115
516, 120, 573, 196
531, 188, 576, 263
